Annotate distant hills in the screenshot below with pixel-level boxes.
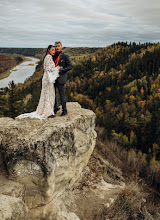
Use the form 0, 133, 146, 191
0, 47, 101, 60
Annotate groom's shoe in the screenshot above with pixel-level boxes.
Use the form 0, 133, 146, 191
61, 111, 67, 116
54, 107, 60, 114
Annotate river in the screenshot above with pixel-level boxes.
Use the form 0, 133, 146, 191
0, 56, 40, 88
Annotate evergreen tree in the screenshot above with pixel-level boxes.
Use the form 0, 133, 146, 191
7, 81, 24, 118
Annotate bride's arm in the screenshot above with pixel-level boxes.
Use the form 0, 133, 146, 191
44, 55, 56, 71
44, 55, 59, 83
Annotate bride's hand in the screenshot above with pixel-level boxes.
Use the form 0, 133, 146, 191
57, 66, 63, 73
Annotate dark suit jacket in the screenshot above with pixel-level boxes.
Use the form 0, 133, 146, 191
53, 52, 73, 84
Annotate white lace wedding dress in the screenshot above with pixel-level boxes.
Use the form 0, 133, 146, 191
16, 54, 59, 120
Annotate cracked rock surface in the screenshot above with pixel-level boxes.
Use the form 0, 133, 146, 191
0, 102, 97, 219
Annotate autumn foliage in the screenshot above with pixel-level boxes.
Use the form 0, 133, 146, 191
66, 42, 160, 162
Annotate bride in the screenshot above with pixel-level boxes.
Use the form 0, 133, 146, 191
16, 45, 60, 120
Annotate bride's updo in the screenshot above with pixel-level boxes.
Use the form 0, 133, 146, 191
43, 45, 55, 60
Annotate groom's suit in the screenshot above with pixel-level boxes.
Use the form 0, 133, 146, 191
53, 51, 73, 113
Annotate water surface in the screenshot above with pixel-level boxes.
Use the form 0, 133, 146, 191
0, 57, 40, 88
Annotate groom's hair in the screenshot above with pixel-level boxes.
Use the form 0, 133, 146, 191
55, 40, 62, 46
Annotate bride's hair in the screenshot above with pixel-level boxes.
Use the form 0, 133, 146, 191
42, 45, 55, 71
43, 45, 55, 61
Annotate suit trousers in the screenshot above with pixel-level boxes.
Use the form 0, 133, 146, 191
54, 80, 67, 112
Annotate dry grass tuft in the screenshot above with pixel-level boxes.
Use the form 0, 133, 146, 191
101, 182, 159, 220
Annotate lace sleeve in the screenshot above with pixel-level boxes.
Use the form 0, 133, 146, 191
44, 55, 55, 71
44, 55, 59, 83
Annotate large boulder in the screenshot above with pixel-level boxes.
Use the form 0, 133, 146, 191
0, 102, 97, 218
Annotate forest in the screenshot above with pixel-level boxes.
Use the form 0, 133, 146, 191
66, 42, 160, 162
0, 41, 160, 165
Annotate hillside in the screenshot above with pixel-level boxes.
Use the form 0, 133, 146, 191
0, 48, 45, 59
66, 42, 160, 159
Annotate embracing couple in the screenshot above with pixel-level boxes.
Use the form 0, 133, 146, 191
16, 41, 73, 120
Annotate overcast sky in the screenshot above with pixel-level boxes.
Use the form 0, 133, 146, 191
0, 0, 160, 48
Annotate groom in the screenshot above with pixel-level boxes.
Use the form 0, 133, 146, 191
53, 41, 73, 116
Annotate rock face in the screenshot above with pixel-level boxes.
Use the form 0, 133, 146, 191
0, 102, 97, 219
0, 195, 28, 220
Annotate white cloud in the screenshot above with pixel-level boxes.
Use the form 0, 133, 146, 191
0, 0, 159, 47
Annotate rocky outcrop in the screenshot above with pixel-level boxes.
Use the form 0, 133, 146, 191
0, 102, 97, 219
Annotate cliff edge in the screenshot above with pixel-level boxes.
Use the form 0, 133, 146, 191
0, 102, 97, 219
